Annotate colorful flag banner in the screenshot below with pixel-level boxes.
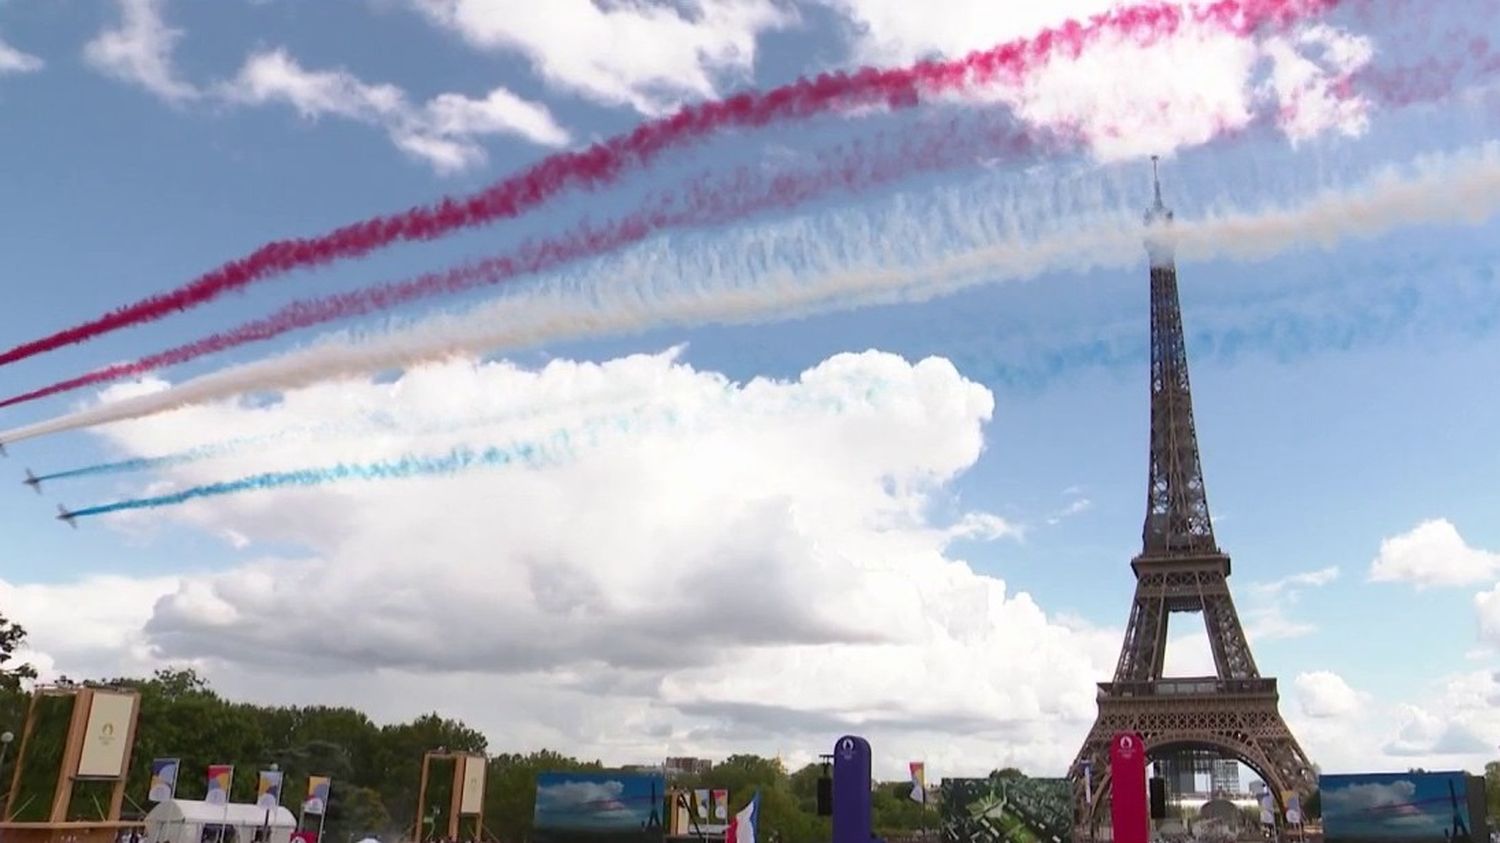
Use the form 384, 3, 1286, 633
712, 789, 729, 820
148, 758, 179, 802
908, 762, 926, 804
694, 789, 709, 818
726, 792, 760, 843
206, 765, 234, 806
257, 770, 284, 810
1285, 792, 1303, 825
304, 776, 332, 815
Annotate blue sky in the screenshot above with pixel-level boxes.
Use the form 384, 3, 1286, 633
1, 0, 1499, 780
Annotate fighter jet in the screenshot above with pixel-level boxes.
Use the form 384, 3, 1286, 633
0, 441, 7, 457
56, 504, 77, 529
23, 469, 41, 494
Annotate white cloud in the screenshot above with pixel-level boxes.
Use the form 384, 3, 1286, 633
1046, 494, 1092, 526
1258, 24, 1373, 142
813, 1, 1372, 159
1253, 565, 1340, 595
0, 574, 181, 680
1370, 519, 1500, 588
405, 0, 795, 115
1162, 630, 1216, 676
1283, 669, 1500, 771
1294, 670, 1365, 718
10, 349, 1118, 776
1472, 583, 1500, 647
0, 33, 42, 75
222, 49, 570, 174
83, 0, 198, 103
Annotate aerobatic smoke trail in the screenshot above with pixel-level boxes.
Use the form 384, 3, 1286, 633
0, 116, 1056, 408
63, 407, 675, 518
35, 386, 670, 485
0, 0, 1336, 366
67, 443, 566, 519
5, 140, 1497, 447
32, 446, 238, 485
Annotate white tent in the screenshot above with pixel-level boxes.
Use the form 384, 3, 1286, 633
143, 798, 297, 843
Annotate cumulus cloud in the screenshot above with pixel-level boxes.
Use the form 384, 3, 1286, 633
0, 33, 43, 75
83, 0, 198, 102
8, 349, 1118, 776
222, 49, 570, 174
0, 574, 181, 680
405, 0, 795, 115
1370, 519, 1500, 588
1294, 670, 1365, 718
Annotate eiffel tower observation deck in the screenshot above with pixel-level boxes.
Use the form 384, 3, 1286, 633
1069, 159, 1316, 837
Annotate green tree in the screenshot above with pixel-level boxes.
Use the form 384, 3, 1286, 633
322, 784, 393, 843
0, 612, 37, 692
872, 781, 928, 835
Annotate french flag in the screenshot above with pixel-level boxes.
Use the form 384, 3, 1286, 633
726, 791, 761, 843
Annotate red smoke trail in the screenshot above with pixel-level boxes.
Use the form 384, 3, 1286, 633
0, 117, 1061, 409
0, 0, 1338, 367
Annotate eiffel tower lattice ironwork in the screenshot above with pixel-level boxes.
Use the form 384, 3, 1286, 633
1069, 159, 1316, 836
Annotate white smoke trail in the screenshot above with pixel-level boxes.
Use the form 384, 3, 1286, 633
4, 140, 1499, 446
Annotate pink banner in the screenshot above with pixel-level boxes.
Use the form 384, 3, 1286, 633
1109, 732, 1148, 843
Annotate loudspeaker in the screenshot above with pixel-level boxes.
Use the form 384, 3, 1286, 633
817, 775, 833, 816
1149, 777, 1167, 819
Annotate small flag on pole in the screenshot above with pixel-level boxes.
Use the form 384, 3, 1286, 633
909, 762, 926, 804
148, 758, 179, 803
206, 765, 234, 806
304, 776, 332, 815
694, 789, 709, 819
712, 789, 729, 820
257, 770, 284, 810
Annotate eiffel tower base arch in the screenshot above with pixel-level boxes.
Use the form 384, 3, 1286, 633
1070, 680, 1317, 841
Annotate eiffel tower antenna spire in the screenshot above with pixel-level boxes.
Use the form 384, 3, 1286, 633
1140, 156, 1214, 557
1151, 155, 1164, 210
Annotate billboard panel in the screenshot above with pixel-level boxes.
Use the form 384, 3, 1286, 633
460, 755, 487, 815
1321, 772, 1484, 843
533, 771, 666, 843
940, 774, 1072, 843
76, 690, 137, 778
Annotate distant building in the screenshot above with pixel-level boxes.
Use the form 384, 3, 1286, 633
663, 757, 714, 779
1211, 760, 1242, 796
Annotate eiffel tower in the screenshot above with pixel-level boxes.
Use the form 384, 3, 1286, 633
1069, 159, 1316, 834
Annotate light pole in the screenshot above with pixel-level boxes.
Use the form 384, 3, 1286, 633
0, 730, 14, 821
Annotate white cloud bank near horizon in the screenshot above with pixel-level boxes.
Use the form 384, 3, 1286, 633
4, 349, 1497, 778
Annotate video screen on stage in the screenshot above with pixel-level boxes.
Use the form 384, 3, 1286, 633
532, 771, 667, 843
1320, 771, 1487, 843
940, 774, 1072, 843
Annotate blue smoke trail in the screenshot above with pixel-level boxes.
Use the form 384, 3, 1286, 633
69, 440, 566, 519
66, 407, 671, 520
34, 442, 246, 484
32, 383, 675, 488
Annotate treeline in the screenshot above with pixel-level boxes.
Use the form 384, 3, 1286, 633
0, 668, 934, 843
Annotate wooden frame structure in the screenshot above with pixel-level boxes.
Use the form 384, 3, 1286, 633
412, 750, 486, 842
1, 684, 143, 843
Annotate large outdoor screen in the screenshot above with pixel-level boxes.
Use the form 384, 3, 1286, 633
533, 771, 667, 843
1320, 771, 1487, 843
940, 774, 1072, 843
